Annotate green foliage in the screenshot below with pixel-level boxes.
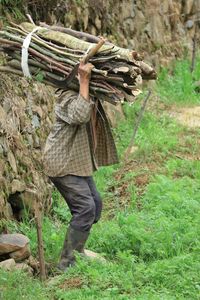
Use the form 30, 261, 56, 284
157, 56, 200, 105
166, 158, 200, 179
0, 0, 23, 6
94, 165, 117, 197
51, 189, 71, 223
35, 70, 45, 83
0, 0, 25, 20
0, 269, 48, 300
114, 99, 181, 162
88, 175, 200, 260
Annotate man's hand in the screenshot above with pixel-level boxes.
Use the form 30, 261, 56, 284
78, 62, 94, 101
78, 62, 94, 82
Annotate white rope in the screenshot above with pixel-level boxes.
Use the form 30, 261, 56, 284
21, 27, 41, 78
85, 44, 93, 54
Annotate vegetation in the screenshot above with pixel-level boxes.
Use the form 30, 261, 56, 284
0, 0, 60, 22
0, 57, 200, 299
157, 58, 200, 105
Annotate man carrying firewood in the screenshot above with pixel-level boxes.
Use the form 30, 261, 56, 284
43, 61, 118, 272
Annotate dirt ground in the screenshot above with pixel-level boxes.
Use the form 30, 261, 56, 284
168, 106, 200, 128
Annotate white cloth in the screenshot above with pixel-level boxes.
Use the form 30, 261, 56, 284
21, 27, 41, 78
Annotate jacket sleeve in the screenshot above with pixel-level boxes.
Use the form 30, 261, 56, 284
55, 91, 93, 125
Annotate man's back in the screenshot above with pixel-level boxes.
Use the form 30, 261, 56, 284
43, 90, 118, 177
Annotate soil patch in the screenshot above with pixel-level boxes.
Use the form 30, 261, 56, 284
168, 106, 200, 128
103, 160, 161, 213
59, 277, 84, 290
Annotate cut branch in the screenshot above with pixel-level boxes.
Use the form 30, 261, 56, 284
0, 22, 157, 105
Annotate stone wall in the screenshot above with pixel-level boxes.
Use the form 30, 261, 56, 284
0, 74, 54, 220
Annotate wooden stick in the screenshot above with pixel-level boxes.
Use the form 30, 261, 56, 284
124, 90, 151, 159
54, 38, 106, 88
35, 200, 46, 282
81, 38, 106, 64
26, 14, 35, 25
39, 22, 101, 44
7, 26, 83, 59
190, 22, 198, 73
0, 65, 23, 76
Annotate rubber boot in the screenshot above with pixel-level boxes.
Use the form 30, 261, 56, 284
57, 226, 90, 272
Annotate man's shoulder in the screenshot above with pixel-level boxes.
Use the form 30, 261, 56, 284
56, 89, 78, 104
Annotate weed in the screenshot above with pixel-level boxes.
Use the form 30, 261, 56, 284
0, 268, 48, 300
157, 56, 200, 105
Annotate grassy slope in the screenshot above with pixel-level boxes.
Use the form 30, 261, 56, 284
0, 58, 200, 300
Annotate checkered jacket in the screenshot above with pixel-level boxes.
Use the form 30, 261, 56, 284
43, 90, 119, 177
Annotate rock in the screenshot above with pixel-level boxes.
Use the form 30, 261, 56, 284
19, 188, 39, 214
90, 25, 97, 36
0, 233, 30, 255
9, 244, 31, 262
0, 105, 7, 126
33, 134, 40, 149
26, 133, 34, 148
32, 105, 43, 119
15, 262, 33, 275
5, 202, 14, 219
183, 0, 194, 15
0, 144, 3, 155
27, 255, 39, 272
185, 20, 194, 29
0, 159, 6, 176
31, 114, 40, 129
0, 258, 16, 271
7, 150, 18, 174
82, 7, 89, 30
0, 194, 13, 219
0, 198, 13, 219
94, 15, 101, 30
11, 179, 26, 194
0, 137, 8, 156
0, 176, 6, 190
84, 249, 106, 263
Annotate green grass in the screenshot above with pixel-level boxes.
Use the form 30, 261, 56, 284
1, 58, 200, 299
0, 0, 25, 21
0, 269, 48, 300
157, 56, 200, 105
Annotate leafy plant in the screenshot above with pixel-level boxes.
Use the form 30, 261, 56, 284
157, 56, 200, 105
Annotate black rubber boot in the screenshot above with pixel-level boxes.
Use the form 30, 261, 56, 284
57, 226, 90, 272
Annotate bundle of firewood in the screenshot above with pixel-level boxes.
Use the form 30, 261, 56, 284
0, 22, 156, 105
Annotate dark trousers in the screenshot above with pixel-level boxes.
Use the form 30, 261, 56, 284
49, 175, 102, 232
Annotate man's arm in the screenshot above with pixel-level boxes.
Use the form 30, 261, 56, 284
55, 62, 94, 125
78, 61, 94, 101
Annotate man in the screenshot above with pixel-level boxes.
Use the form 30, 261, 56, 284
43, 61, 118, 271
